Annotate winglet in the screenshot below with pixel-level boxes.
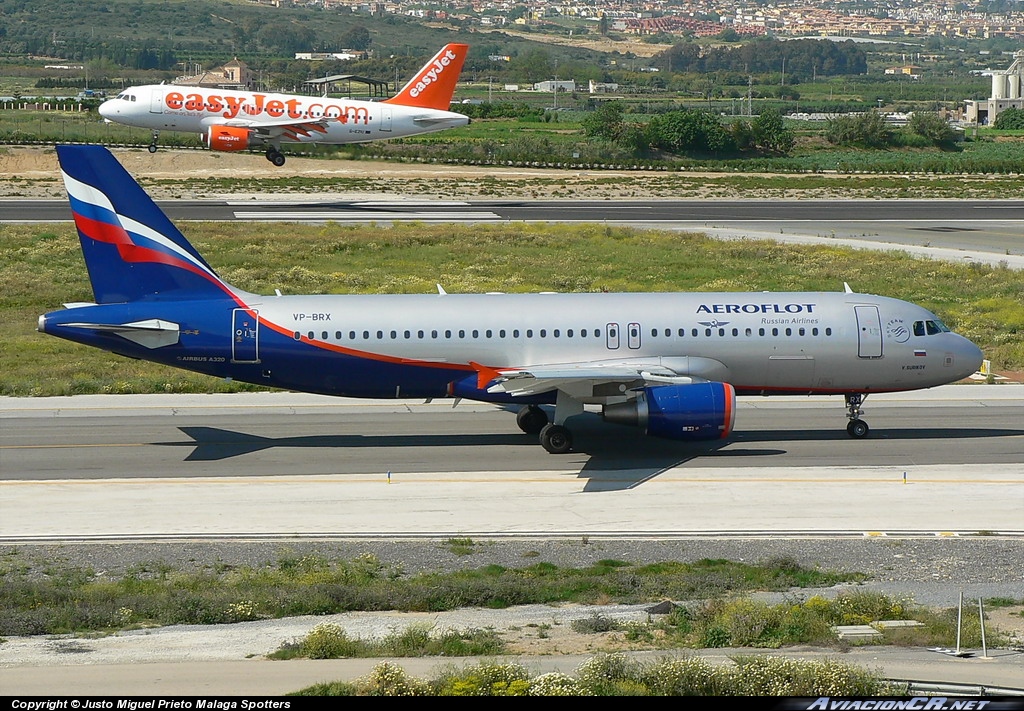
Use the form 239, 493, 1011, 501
385, 44, 469, 110
469, 361, 503, 390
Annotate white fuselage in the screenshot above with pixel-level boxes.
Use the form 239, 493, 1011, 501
98, 85, 469, 145
244, 290, 981, 397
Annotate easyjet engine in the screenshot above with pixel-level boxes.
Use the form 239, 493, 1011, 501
602, 382, 735, 441
203, 125, 257, 152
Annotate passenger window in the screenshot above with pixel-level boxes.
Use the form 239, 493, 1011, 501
335, 331, 342, 339
321, 331, 328, 339
307, 331, 314, 339
293, 331, 301, 340
404, 330, 411, 339
472, 329, 479, 338
363, 330, 369, 339
349, 331, 356, 340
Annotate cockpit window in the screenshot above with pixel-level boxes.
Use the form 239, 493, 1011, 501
914, 320, 951, 336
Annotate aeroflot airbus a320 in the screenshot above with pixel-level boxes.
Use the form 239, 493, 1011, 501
97, 44, 469, 166
40, 145, 984, 453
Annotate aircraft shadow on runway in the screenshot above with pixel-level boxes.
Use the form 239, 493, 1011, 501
161, 417, 1021, 493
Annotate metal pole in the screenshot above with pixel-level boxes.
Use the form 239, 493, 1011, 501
978, 598, 988, 658
955, 591, 963, 655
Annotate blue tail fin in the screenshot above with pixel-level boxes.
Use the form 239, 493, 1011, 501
57, 145, 234, 304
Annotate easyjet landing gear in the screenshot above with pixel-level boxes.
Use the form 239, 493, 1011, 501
516, 405, 548, 435
265, 148, 286, 167
845, 393, 869, 438
148, 130, 159, 153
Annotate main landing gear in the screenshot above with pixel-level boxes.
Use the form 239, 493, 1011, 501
845, 393, 869, 438
517, 405, 572, 453
148, 130, 159, 153
265, 147, 286, 167
517, 392, 583, 454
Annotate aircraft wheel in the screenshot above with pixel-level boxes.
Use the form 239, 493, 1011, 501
847, 419, 869, 438
516, 405, 548, 435
271, 152, 286, 167
147, 144, 157, 154
540, 423, 572, 454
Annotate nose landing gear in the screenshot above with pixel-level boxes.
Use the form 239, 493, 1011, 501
148, 130, 160, 153
845, 393, 869, 438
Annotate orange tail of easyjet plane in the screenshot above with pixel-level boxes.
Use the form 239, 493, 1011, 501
385, 43, 469, 111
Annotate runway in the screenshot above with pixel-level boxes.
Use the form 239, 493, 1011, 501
2, 386, 1021, 540
2, 197, 1023, 267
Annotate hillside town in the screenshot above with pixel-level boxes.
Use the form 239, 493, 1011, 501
254, 0, 1024, 41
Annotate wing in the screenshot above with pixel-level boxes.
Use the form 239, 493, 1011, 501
220, 117, 331, 142
483, 356, 729, 400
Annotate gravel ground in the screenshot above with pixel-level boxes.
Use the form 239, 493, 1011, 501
2, 537, 1022, 668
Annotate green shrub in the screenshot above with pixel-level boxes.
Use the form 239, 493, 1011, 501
302, 622, 359, 659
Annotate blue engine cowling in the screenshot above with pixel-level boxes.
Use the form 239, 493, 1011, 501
602, 382, 736, 441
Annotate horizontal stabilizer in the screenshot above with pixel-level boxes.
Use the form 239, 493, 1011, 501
412, 115, 466, 126
62, 319, 180, 349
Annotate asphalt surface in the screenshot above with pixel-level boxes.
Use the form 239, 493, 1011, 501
2, 197, 1023, 268
1, 387, 1022, 538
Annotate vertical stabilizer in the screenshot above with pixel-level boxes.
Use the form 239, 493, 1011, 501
57, 145, 233, 304
384, 44, 469, 111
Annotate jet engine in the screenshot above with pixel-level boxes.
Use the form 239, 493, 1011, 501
603, 382, 735, 441
203, 125, 255, 152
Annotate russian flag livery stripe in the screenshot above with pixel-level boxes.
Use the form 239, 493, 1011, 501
57, 145, 237, 304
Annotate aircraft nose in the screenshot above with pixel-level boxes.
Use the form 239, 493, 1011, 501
953, 337, 984, 380
98, 100, 114, 120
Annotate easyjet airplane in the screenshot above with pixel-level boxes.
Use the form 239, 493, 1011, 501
40, 146, 984, 453
97, 44, 470, 166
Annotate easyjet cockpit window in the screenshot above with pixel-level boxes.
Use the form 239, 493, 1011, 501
913, 320, 951, 336
115, 93, 136, 102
